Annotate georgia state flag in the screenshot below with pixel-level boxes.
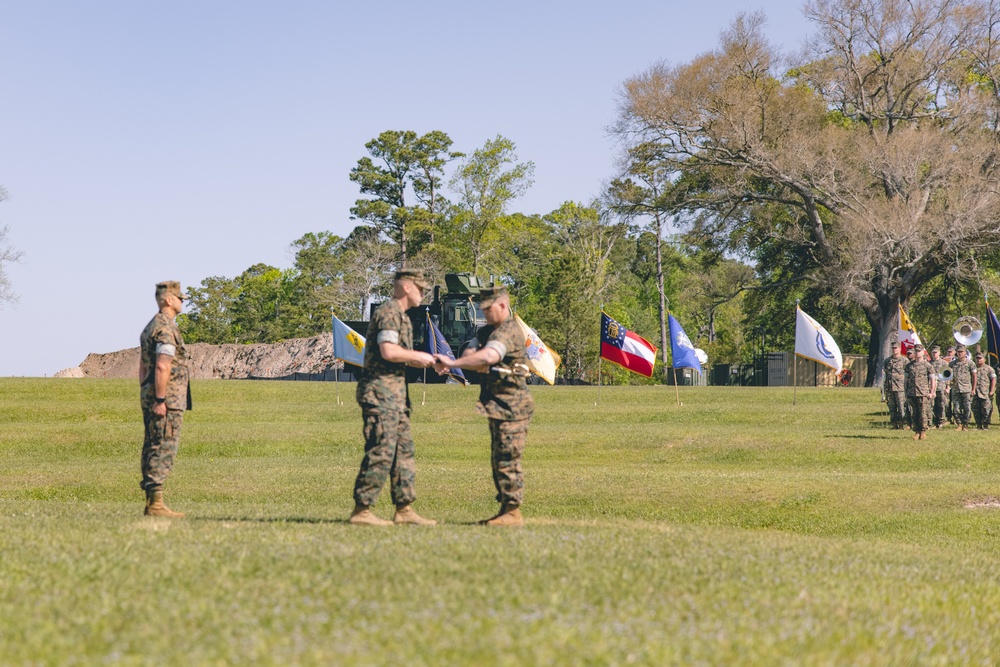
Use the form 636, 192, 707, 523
600, 312, 657, 378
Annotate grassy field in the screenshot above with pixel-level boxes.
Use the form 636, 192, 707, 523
3, 379, 1000, 665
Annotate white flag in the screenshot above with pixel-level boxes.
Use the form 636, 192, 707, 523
794, 307, 843, 373
514, 313, 561, 385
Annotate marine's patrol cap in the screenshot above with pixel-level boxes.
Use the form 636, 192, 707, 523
155, 281, 187, 300
891, 341, 901, 349
956, 344, 967, 352
976, 352, 985, 359
914, 344, 925, 352
478, 285, 508, 308
930, 345, 941, 353
393, 269, 430, 291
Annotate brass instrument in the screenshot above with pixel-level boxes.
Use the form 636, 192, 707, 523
953, 316, 983, 346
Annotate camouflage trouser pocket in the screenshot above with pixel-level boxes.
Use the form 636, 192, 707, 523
489, 418, 529, 506
141, 409, 183, 490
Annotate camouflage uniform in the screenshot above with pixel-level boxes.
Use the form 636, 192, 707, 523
475, 312, 535, 508
973, 362, 996, 429
950, 357, 977, 428
139, 302, 191, 493
882, 353, 908, 429
353, 298, 417, 508
931, 358, 950, 427
904, 356, 934, 434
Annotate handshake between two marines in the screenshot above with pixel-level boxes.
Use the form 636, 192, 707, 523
138, 270, 535, 526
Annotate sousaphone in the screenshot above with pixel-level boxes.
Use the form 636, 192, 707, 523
953, 316, 984, 346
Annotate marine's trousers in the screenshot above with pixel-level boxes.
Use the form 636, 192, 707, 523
907, 396, 930, 433
141, 407, 183, 491
973, 397, 993, 428
933, 391, 948, 427
886, 391, 907, 428
353, 409, 416, 508
488, 418, 529, 507
952, 392, 973, 426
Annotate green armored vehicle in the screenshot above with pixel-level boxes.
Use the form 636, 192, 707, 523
342, 272, 487, 383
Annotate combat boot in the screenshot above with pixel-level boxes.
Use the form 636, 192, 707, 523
144, 490, 185, 518
482, 504, 524, 527
393, 504, 437, 526
349, 505, 393, 526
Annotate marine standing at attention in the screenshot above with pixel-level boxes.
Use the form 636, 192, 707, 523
433, 285, 534, 526
904, 344, 936, 440
882, 341, 907, 429
350, 269, 438, 526
930, 345, 950, 429
972, 352, 996, 430
138, 281, 191, 517
950, 345, 977, 431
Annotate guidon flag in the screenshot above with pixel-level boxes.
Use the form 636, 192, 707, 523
332, 315, 366, 368
514, 313, 561, 385
600, 312, 657, 378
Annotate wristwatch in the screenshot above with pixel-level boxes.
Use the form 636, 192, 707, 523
155, 397, 166, 404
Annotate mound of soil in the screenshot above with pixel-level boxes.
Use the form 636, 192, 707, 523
57, 335, 343, 380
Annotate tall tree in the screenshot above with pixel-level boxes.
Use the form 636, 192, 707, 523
450, 135, 535, 275
607, 142, 675, 366
614, 3, 1000, 385
0, 186, 24, 306
350, 130, 461, 266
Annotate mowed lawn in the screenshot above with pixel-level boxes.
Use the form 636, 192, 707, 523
3, 379, 1000, 665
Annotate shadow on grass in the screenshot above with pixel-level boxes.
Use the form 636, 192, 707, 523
825, 434, 896, 440
198, 515, 348, 525
196, 515, 486, 526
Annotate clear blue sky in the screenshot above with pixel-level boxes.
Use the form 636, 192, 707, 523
0, 1, 813, 376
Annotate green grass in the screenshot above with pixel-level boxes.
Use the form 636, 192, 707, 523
3, 379, 1000, 665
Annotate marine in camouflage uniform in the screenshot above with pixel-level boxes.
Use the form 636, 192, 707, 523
434, 285, 534, 526
139, 281, 191, 517
972, 353, 996, 430
945, 346, 956, 423
904, 344, 935, 439
950, 346, 977, 431
930, 345, 950, 428
349, 269, 438, 527
882, 342, 907, 429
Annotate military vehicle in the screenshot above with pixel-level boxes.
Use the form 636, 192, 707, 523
342, 272, 488, 383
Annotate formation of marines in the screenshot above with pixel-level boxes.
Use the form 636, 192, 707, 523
140, 271, 535, 527
882, 341, 997, 436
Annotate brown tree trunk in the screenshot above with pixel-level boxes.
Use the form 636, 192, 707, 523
865, 296, 899, 388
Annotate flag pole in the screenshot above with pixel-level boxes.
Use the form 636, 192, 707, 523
596, 306, 604, 406
668, 309, 680, 406
336, 365, 342, 406
793, 300, 799, 406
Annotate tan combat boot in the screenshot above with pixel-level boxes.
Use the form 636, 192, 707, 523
483, 504, 524, 527
393, 504, 437, 526
349, 505, 393, 526
144, 490, 185, 518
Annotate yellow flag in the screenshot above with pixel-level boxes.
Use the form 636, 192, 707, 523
898, 305, 922, 353
514, 314, 561, 385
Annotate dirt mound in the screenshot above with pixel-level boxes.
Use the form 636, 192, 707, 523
64, 335, 343, 380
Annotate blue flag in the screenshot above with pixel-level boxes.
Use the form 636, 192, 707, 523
987, 301, 1000, 367
669, 314, 701, 373
332, 315, 366, 368
426, 311, 467, 384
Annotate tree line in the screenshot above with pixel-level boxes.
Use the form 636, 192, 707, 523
180, 0, 1000, 385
